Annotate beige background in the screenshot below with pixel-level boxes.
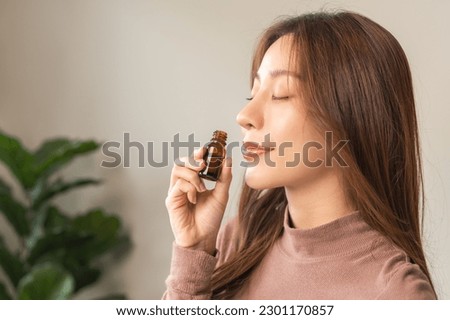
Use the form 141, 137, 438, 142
0, 0, 449, 299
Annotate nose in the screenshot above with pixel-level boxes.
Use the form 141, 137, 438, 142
236, 99, 263, 131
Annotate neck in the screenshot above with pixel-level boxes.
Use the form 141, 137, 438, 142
284, 169, 356, 229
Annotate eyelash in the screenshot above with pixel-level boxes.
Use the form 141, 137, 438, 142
246, 95, 289, 101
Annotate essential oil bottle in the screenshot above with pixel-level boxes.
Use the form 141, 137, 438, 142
198, 130, 227, 182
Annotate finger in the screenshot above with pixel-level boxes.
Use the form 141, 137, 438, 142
170, 154, 206, 191
212, 157, 232, 197
169, 178, 197, 204
171, 165, 206, 193
193, 146, 207, 161
174, 154, 205, 170
183, 146, 207, 168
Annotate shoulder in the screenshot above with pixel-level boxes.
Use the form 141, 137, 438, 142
373, 240, 436, 300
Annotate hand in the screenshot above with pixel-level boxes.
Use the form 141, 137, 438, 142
165, 147, 232, 255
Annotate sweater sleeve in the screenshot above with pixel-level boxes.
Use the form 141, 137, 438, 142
161, 242, 218, 299
161, 216, 238, 300
376, 262, 437, 300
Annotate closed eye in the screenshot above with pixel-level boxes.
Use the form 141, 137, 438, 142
246, 95, 289, 101
272, 95, 289, 100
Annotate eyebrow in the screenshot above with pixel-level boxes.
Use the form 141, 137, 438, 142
254, 69, 302, 81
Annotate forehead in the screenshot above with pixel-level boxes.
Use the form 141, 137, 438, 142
257, 35, 295, 78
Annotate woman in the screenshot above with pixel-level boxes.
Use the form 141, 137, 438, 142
162, 10, 437, 299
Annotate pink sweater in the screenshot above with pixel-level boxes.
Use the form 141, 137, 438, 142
162, 206, 436, 299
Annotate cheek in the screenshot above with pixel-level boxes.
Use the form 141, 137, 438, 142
276, 112, 326, 168
273, 142, 324, 172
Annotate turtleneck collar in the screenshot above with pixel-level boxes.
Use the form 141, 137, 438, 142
278, 205, 379, 261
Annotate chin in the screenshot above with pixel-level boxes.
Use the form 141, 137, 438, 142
244, 168, 282, 190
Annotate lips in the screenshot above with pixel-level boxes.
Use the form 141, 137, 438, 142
242, 141, 275, 157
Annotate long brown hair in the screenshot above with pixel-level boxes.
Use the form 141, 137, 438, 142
211, 11, 437, 299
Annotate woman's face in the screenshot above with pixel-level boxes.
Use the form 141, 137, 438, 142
236, 35, 329, 190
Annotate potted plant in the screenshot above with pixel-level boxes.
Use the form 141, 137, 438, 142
0, 130, 129, 299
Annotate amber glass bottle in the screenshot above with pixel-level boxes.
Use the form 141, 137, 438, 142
198, 130, 227, 182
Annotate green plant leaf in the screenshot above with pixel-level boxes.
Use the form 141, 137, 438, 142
71, 209, 122, 260
17, 263, 75, 299
0, 178, 30, 236
0, 281, 12, 299
0, 237, 27, 287
25, 206, 51, 251
43, 206, 70, 231
27, 230, 94, 264
94, 293, 127, 300
33, 139, 99, 180
31, 178, 101, 210
0, 131, 36, 189
26, 248, 101, 293
70, 265, 101, 291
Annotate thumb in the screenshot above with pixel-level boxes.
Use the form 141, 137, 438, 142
212, 157, 232, 197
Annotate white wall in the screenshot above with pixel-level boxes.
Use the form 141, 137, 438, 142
0, 0, 448, 299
